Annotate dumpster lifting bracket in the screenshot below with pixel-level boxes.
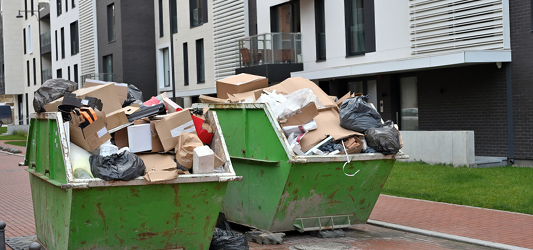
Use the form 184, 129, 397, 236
294, 215, 352, 232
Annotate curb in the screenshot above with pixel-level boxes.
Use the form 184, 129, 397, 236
367, 219, 531, 250
0, 150, 25, 157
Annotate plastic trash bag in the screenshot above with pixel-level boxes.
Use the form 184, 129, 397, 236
339, 95, 382, 133
70, 143, 94, 179
256, 88, 322, 120
33, 78, 78, 112
89, 151, 146, 181
122, 84, 144, 107
364, 120, 401, 155
210, 213, 249, 250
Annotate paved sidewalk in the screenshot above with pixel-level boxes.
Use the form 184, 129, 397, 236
369, 195, 533, 249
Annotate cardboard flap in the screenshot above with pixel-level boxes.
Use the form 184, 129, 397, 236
216, 73, 268, 99
336, 92, 352, 107
279, 102, 319, 127
154, 110, 196, 152
199, 95, 230, 104
266, 77, 337, 109
139, 153, 179, 182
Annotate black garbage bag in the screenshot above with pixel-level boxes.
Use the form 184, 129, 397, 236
123, 84, 144, 107
33, 78, 78, 112
89, 151, 146, 181
210, 213, 249, 250
365, 120, 401, 155
339, 96, 382, 133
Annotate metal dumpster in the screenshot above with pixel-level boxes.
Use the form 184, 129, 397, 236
23, 111, 241, 250
199, 103, 404, 233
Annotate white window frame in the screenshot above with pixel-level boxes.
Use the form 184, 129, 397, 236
27, 24, 33, 54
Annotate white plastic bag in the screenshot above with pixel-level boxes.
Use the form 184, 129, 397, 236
70, 143, 94, 178
256, 88, 322, 120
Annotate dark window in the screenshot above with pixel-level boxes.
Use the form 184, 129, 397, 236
159, 0, 164, 37
70, 21, 79, 55
55, 30, 58, 61
25, 0, 28, 19
270, 1, 300, 33
195, 39, 205, 83
72, 0, 76, 8
315, 0, 326, 61
74, 64, 78, 83
26, 61, 30, 86
183, 43, 189, 86
67, 66, 71, 81
107, 4, 116, 42
25, 93, 29, 124
190, 0, 208, 27
57, 68, 62, 78
65, 0, 68, 12
23, 29, 26, 54
31, 0, 34, 16
344, 0, 375, 56
60, 27, 65, 58
57, 0, 62, 16
103, 54, 113, 81
33, 58, 36, 85
171, 0, 177, 33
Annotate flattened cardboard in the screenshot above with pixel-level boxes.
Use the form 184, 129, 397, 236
70, 111, 111, 152
139, 153, 179, 182
299, 108, 363, 152
199, 95, 230, 104
336, 92, 352, 107
44, 83, 122, 114
216, 73, 268, 99
127, 124, 152, 153
154, 109, 196, 152
106, 104, 140, 130
134, 118, 164, 153
84, 79, 128, 105
264, 77, 337, 109
279, 102, 319, 127
228, 89, 263, 103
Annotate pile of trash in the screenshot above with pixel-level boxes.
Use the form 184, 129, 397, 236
34, 78, 227, 182
200, 73, 402, 156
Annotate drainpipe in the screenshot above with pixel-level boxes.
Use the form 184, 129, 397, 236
506, 62, 514, 165
168, 0, 176, 103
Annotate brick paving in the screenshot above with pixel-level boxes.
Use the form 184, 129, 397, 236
369, 195, 533, 249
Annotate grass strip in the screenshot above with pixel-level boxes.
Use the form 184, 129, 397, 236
0, 135, 27, 140
4, 141, 26, 147
382, 161, 533, 215
0, 127, 6, 134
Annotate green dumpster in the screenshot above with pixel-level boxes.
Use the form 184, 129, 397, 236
23, 111, 241, 250
200, 103, 405, 232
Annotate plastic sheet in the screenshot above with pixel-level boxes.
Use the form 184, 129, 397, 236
365, 120, 401, 155
34, 78, 78, 113
122, 84, 144, 107
339, 96, 382, 133
256, 88, 321, 120
89, 151, 146, 181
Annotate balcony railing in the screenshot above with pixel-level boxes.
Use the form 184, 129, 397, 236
81, 73, 114, 86
42, 68, 52, 82
237, 33, 302, 68
40, 31, 51, 47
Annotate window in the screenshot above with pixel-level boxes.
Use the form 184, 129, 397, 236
33, 58, 36, 85
107, 4, 116, 42
67, 66, 71, 81
183, 43, 189, 86
344, 0, 375, 56
171, 0, 177, 33
315, 0, 326, 61
161, 48, 170, 88
25, 94, 29, 124
26, 61, 30, 86
159, 0, 164, 37
60, 27, 65, 58
27, 25, 32, 54
103, 54, 113, 81
270, 1, 300, 33
55, 30, 58, 61
31, 0, 34, 16
65, 0, 68, 12
25, 0, 28, 19
70, 21, 79, 55
57, 68, 62, 78
195, 39, 205, 83
74, 64, 78, 83
190, 0, 208, 27
57, 0, 62, 16
72, 0, 76, 8
23, 29, 26, 54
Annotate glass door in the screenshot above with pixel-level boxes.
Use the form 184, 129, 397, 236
400, 76, 418, 130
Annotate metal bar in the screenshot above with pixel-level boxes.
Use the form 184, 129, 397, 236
0, 221, 5, 250
506, 62, 514, 165
229, 156, 280, 166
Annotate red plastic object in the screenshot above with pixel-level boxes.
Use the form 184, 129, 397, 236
143, 96, 161, 106
191, 115, 214, 144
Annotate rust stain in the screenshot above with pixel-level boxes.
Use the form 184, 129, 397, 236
130, 188, 136, 193
292, 196, 299, 201
322, 174, 332, 177
114, 233, 125, 245
172, 185, 181, 207
336, 167, 341, 170
141, 222, 146, 228
359, 199, 366, 205
214, 184, 222, 191
137, 232, 158, 240
81, 241, 86, 245
82, 205, 85, 209
260, 169, 265, 177
292, 188, 299, 195
203, 215, 212, 237
349, 195, 355, 202
327, 189, 339, 199
329, 200, 341, 204
347, 186, 354, 192
287, 182, 293, 187
96, 203, 108, 231
132, 193, 140, 197
85, 220, 90, 224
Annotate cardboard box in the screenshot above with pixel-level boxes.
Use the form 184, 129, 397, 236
336, 92, 352, 107
127, 124, 152, 153
44, 83, 123, 114
299, 108, 363, 152
199, 95, 230, 104
134, 118, 164, 153
216, 73, 268, 99
228, 89, 263, 103
139, 153, 180, 182
70, 111, 111, 152
265, 77, 337, 110
106, 105, 140, 130
154, 109, 196, 152
114, 128, 129, 148
84, 79, 128, 105
279, 102, 319, 127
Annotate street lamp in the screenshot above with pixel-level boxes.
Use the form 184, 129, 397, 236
15, 10, 39, 19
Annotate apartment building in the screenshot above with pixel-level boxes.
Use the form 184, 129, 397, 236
238, 0, 533, 164
50, 0, 80, 85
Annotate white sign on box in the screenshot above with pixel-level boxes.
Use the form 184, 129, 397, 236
127, 124, 152, 153
170, 120, 195, 138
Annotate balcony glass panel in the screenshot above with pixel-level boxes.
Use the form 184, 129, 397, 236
237, 33, 302, 68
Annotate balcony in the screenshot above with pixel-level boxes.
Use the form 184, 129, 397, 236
81, 73, 114, 85
42, 68, 52, 82
236, 33, 303, 82
40, 31, 51, 54
38, 2, 50, 19
0, 75, 5, 95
